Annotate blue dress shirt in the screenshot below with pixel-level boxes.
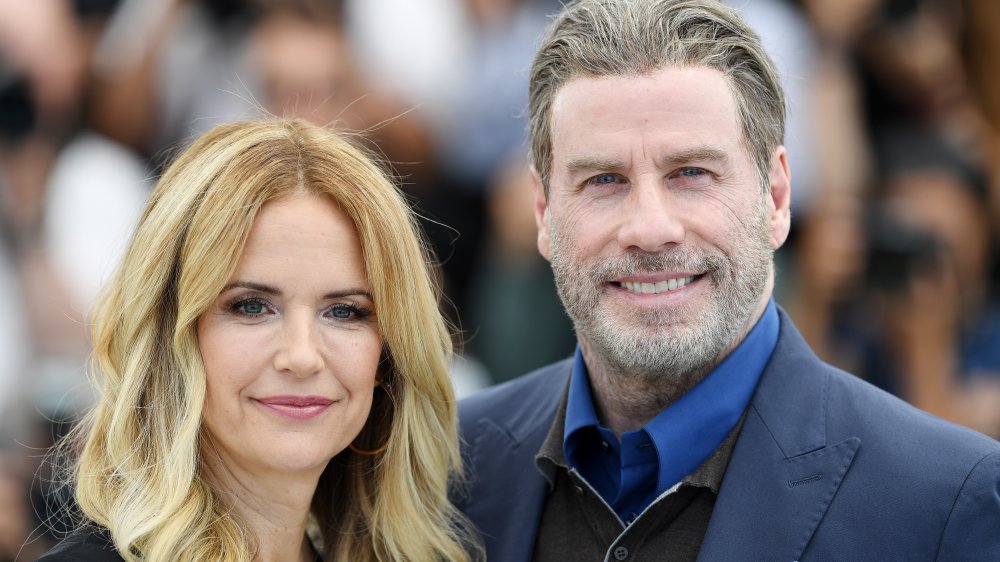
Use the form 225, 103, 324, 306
563, 298, 780, 523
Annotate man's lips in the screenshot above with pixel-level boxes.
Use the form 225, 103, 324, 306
255, 396, 334, 420
609, 273, 704, 295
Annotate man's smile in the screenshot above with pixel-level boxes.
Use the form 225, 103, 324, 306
615, 275, 700, 295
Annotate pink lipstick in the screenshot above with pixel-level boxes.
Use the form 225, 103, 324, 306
255, 395, 333, 420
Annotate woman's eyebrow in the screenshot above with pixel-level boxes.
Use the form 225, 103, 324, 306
221, 281, 280, 295
323, 289, 374, 301
221, 282, 373, 301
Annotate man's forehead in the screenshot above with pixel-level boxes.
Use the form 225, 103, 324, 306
548, 66, 742, 163
550, 65, 735, 113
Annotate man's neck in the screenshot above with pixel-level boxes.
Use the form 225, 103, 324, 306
581, 338, 709, 439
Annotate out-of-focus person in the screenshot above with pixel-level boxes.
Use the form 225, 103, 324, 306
810, 131, 1000, 439
39, 119, 477, 561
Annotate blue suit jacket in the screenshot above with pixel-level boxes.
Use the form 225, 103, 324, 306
455, 311, 1000, 561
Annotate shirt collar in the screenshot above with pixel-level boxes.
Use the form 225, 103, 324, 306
563, 298, 780, 493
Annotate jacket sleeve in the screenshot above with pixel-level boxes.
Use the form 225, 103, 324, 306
935, 449, 1000, 561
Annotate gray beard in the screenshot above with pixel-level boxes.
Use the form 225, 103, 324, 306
548, 204, 773, 384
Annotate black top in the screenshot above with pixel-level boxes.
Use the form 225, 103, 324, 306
37, 526, 125, 562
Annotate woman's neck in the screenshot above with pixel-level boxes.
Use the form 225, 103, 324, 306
231, 490, 316, 562
202, 452, 323, 562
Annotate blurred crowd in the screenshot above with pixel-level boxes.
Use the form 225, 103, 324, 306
0, 0, 999, 558
752, 0, 1000, 438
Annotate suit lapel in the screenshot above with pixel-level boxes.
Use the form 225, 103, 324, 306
697, 408, 860, 561
464, 418, 553, 562
461, 362, 571, 562
697, 311, 861, 561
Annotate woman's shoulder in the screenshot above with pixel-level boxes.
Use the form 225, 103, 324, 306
36, 525, 125, 562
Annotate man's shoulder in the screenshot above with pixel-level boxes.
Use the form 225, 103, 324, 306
458, 358, 571, 440
789, 363, 1000, 559
708, 330, 1000, 560
825, 364, 1000, 465
765, 310, 999, 464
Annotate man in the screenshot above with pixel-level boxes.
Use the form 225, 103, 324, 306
454, 1, 1000, 560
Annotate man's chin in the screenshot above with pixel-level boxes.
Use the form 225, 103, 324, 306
588, 330, 698, 370
593, 307, 702, 336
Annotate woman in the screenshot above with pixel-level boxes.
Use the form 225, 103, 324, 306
40, 119, 477, 561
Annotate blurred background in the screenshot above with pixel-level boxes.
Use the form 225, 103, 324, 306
1, 0, 999, 558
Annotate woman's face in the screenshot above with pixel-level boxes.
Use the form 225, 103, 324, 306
197, 194, 382, 480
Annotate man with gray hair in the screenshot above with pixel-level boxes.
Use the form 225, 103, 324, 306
454, 1, 1000, 560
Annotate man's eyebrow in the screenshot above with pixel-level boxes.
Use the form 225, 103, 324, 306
564, 156, 628, 176
564, 147, 729, 176
661, 146, 729, 167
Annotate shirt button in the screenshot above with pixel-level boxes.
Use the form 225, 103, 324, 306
613, 546, 629, 560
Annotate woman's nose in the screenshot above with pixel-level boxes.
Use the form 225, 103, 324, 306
273, 310, 324, 377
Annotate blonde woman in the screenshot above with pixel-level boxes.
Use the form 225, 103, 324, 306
40, 119, 477, 561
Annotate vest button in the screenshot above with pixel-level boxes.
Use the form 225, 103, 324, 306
613, 546, 629, 560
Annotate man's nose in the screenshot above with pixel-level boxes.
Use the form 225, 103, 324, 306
616, 180, 685, 252
273, 310, 324, 377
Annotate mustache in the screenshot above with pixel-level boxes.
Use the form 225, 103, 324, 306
587, 248, 724, 284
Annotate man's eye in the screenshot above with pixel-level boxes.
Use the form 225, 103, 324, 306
589, 173, 625, 186
678, 167, 706, 177
670, 167, 713, 188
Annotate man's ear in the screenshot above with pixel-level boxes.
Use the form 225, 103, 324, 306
767, 146, 792, 250
531, 167, 552, 261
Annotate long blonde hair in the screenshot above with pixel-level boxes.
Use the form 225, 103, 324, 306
64, 119, 475, 561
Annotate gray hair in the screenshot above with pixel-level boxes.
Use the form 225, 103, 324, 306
528, 0, 785, 194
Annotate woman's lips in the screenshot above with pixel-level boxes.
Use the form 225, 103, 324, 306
255, 396, 334, 420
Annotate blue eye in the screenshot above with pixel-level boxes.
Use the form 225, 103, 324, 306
230, 297, 270, 317
331, 306, 354, 319
326, 303, 373, 321
678, 167, 705, 177
593, 173, 622, 185
669, 167, 713, 188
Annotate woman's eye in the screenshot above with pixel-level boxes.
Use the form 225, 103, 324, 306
326, 304, 373, 321
229, 298, 270, 317
331, 305, 354, 319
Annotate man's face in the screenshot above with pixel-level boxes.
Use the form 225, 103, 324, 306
534, 66, 791, 380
